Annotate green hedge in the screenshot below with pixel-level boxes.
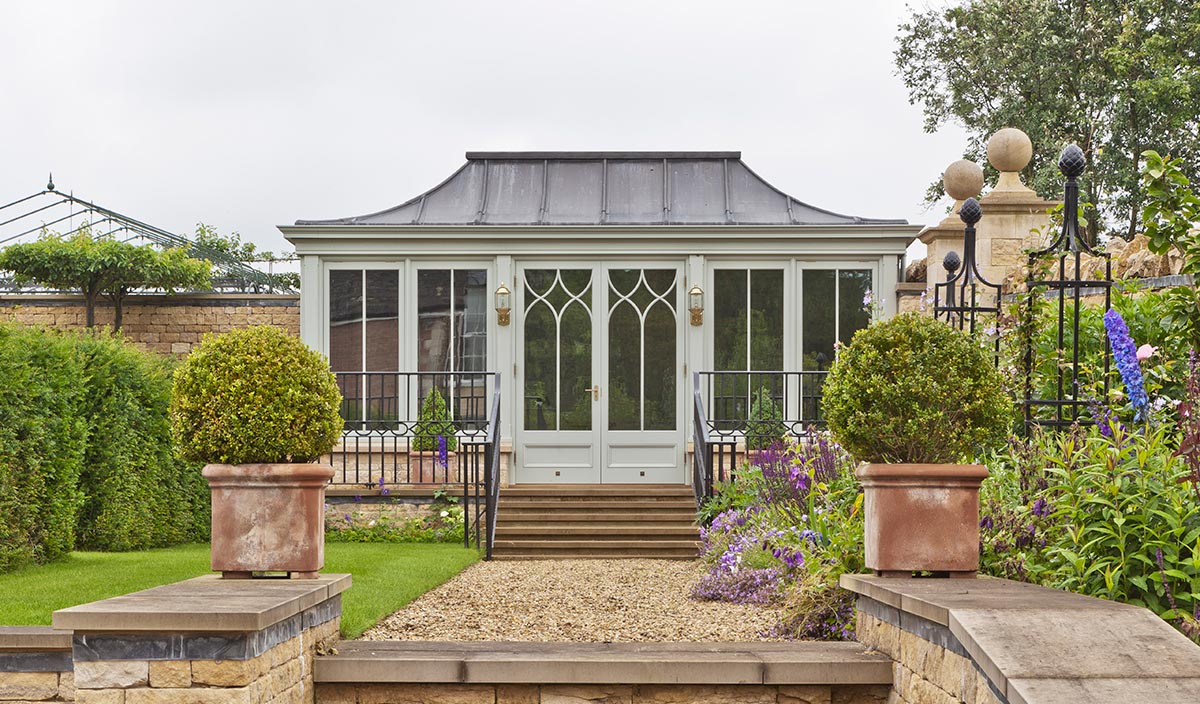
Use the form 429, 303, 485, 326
0, 324, 208, 573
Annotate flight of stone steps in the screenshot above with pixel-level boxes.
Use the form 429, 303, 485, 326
490, 484, 701, 560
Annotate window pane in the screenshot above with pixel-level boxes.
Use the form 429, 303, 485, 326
750, 270, 784, 370
713, 269, 747, 371
523, 269, 593, 432
417, 270, 452, 373
329, 270, 362, 373
453, 270, 488, 372
364, 270, 398, 372
558, 296, 593, 431
803, 270, 836, 371
838, 270, 873, 345
643, 300, 676, 430
607, 299, 641, 430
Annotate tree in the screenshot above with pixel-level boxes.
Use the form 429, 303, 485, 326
0, 228, 212, 330
193, 223, 300, 291
1141, 150, 1200, 349
895, 0, 1200, 241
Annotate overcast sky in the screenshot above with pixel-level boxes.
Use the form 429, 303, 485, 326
1, 1, 966, 260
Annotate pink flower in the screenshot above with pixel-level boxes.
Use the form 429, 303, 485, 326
1136, 344, 1157, 362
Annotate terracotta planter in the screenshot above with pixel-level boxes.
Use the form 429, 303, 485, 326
856, 463, 989, 576
203, 463, 335, 579
409, 450, 458, 484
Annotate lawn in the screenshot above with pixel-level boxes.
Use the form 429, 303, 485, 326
0, 543, 478, 639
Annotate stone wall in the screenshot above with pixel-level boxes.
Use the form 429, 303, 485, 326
0, 293, 299, 356
48, 574, 349, 704
317, 683, 891, 703
0, 628, 73, 702
855, 607, 1001, 704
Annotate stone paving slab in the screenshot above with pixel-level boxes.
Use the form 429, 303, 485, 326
1007, 676, 1200, 703
52, 574, 351, 632
315, 640, 893, 686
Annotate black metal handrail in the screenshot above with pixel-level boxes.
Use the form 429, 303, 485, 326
692, 370, 827, 501
484, 387, 502, 559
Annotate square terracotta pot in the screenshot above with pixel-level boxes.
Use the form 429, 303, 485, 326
203, 463, 335, 579
856, 463, 989, 575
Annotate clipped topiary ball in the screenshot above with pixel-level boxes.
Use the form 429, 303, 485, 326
822, 312, 1011, 465
171, 326, 343, 464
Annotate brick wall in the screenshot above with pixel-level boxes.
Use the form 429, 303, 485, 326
0, 293, 299, 356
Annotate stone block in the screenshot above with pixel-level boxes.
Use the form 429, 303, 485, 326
170, 342, 190, 355
125, 687, 252, 704
190, 656, 267, 687
830, 685, 890, 704
0, 670, 60, 699
776, 684, 832, 704
61, 670, 76, 701
148, 661, 190, 689
542, 685, 634, 704
75, 661, 149, 690
269, 637, 302, 669
77, 690, 126, 704
497, 684, 538, 704
314, 684, 357, 704
630, 685, 771, 704
357, 683, 495, 704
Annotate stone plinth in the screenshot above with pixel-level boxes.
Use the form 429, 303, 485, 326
53, 574, 349, 704
841, 573, 1200, 703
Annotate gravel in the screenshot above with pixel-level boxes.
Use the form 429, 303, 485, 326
363, 559, 782, 642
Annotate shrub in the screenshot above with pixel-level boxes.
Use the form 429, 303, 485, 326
171, 326, 343, 464
0, 325, 87, 572
412, 388, 459, 452
822, 312, 1011, 464
73, 334, 209, 550
326, 496, 465, 544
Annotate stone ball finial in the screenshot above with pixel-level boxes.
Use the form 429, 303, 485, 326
943, 160, 984, 201
959, 197, 982, 225
987, 128, 1033, 173
1059, 144, 1086, 178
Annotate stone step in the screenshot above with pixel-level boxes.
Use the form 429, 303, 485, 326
495, 511, 698, 523
496, 500, 696, 511
489, 552, 698, 560
493, 525, 699, 537
501, 484, 694, 497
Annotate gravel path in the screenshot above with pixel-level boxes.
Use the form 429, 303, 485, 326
364, 559, 782, 642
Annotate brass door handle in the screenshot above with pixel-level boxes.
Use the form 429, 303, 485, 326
590, 385, 600, 401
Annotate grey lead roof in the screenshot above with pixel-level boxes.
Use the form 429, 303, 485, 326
296, 152, 906, 227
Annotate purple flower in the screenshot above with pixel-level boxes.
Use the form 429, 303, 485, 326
980, 515, 994, 530
381, 487, 391, 496
437, 435, 449, 469
1031, 498, 1051, 517
1103, 310, 1149, 420
353, 494, 362, 503
343, 513, 352, 522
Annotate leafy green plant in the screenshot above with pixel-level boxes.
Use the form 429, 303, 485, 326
171, 326, 343, 464
1142, 150, 1200, 350
822, 312, 1011, 464
980, 423, 1200, 641
412, 388, 458, 452
326, 500, 465, 544
746, 388, 787, 452
0, 229, 212, 329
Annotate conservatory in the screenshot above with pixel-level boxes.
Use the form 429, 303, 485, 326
279, 151, 919, 485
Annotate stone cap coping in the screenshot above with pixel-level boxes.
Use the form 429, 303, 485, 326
841, 573, 1200, 703
0, 627, 73, 651
315, 641, 892, 686
52, 573, 350, 634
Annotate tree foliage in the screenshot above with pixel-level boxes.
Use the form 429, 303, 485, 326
0, 228, 212, 329
895, 0, 1200, 239
194, 223, 300, 291
1141, 150, 1200, 349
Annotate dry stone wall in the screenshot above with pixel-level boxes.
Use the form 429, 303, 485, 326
0, 294, 299, 356
316, 683, 891, 703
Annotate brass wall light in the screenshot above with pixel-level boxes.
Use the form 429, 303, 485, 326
688, 283, 704, 326
495, 282, 512, 326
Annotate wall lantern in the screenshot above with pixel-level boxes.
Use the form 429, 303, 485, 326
495, 282, 512, 326
688, 283, 704, 326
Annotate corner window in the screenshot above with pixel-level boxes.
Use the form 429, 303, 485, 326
802, 268, 873, 370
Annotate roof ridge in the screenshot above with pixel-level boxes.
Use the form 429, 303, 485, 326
465, 151, 741, 160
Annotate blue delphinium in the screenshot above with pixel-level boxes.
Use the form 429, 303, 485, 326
1103, 309, 1149, 420
436, 434, 449, 469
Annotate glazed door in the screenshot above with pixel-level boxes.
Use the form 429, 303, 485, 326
602, 265, 685, 483
516, 266, 601, 482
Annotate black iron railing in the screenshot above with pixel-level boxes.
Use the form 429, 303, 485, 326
691, 370, 827, 501
332, 371, 500, 556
